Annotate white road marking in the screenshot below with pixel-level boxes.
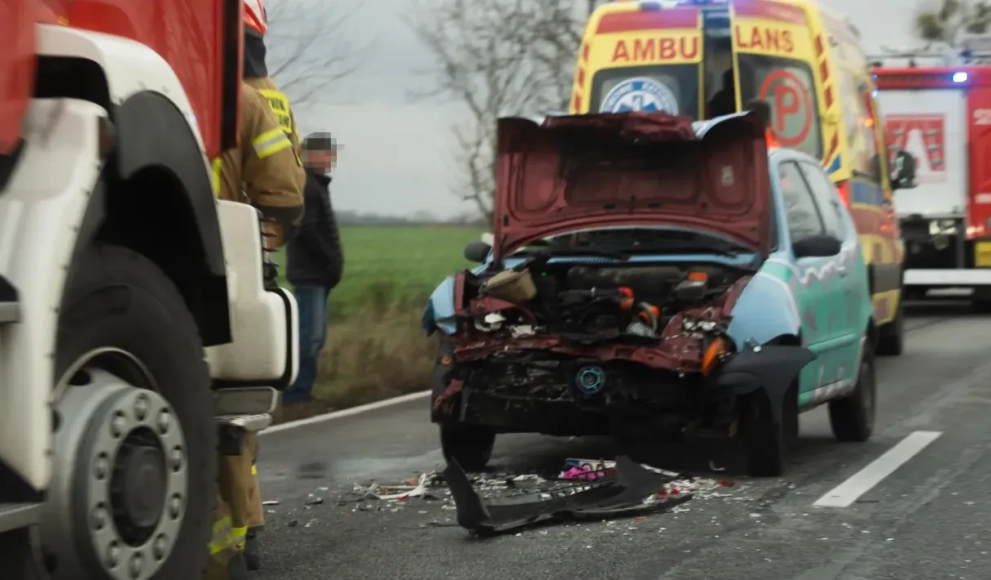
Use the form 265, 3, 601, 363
260, 390, 430, 435
813, 430, 943, 508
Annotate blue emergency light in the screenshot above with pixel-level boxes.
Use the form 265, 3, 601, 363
953, 71, 968, 82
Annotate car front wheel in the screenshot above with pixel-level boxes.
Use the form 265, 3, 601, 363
739, 389, 790, 477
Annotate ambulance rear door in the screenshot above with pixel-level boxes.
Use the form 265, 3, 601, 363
878, 85, 968, 218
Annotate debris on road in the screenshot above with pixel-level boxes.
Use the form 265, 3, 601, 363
444, 455, 693, 536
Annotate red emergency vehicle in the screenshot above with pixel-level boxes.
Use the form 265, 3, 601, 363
0, 1, 298, 578
873, 48, 991, 306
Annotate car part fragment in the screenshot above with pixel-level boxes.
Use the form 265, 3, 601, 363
443, 455, 691, 536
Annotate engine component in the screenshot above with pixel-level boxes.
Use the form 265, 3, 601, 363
475, 312, 506, 332
481, 269, 537, 302
575, 365, 606, 395
625, 321, 656, 338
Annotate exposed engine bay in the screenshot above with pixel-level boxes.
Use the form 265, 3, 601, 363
452, 253, 752, 368
435, 253, 756, 437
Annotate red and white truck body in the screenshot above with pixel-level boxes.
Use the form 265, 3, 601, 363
873, 58, 991, 299
0, 1, 298, 577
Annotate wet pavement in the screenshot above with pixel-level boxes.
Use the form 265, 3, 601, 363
252, 301, 991, 580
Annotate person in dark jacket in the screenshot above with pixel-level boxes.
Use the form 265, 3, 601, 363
283, 133, 344, 404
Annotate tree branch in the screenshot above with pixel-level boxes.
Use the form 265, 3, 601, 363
408, 0, 604, 221
265, 0, 372, 107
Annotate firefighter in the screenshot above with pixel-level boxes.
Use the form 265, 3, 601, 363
234, 1, 304, 570
205, 4, 305, 574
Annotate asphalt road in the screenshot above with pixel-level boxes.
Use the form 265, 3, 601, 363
252, 301, 991, 580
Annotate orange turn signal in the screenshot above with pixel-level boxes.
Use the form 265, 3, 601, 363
687, 271, 708, 282
701, 337, 728, 376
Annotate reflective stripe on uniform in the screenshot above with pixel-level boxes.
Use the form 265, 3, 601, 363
209, 515, 235, 555
251, 464, 257, 476
232, 525, 248, 550
252, 128, 292, 159
257, 87, 303, 166
211, 157, 222, 196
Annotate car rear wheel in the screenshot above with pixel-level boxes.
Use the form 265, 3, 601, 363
828, 341, 876, 443
739, 389, 790, 477
440, 424, 495, 471
876, 297, 904, 356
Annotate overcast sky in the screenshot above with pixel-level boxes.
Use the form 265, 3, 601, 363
283, 0, 927, 219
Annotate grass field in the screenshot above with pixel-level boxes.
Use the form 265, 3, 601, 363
274, 224, 484, 419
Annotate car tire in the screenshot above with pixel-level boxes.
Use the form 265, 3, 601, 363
828, 341, 877, 443
54, 243, 216, 579
739, 389, 789, 477
440, 424, 495, 471
876, 297, 904, 356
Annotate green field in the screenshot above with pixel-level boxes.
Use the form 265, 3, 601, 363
269, 224, 484, 419
275, 224, 485, 318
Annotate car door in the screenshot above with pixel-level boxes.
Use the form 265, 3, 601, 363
797, 160, 864, 391
776, 160, 843, 399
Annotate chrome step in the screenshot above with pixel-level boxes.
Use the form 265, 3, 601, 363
0, 301, 19, 323
0, 502, 41, 534
0, 274, 18, 324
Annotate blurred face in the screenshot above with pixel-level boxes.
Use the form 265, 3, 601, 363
303, 148, 337, 174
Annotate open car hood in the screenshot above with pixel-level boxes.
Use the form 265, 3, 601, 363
493, 111, 770, 259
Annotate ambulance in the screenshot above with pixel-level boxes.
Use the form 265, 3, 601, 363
872, 46, 991, 308
567, 0, 915, 355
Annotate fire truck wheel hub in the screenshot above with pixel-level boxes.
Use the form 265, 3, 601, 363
40, 349, 188, 580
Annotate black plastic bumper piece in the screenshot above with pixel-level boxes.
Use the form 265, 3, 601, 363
443, 455, 692, 536
715, 345, 817, 424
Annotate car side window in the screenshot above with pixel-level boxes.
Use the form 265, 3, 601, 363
798, 161, 845, 239
777, 161, 825, 243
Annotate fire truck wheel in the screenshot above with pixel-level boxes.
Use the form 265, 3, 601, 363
875, 297, 904, 356
42, 243, 215, 580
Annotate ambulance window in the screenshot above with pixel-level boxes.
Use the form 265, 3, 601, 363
798, 161, 845, 239
591, 65, 701, 119
778, 161, 825, 243
736, 55, 822, 159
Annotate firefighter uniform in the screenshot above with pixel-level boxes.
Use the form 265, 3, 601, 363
236, 75, 302, 559
213, 83, 305, 243
206, 82, 303, 580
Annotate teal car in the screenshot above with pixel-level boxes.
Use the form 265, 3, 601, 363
423, 111, 877, 477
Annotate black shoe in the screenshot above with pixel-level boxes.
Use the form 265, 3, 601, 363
244, 532, 261, 571
229, 552, 250, 580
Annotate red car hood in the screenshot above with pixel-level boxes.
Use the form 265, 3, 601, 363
492, 111, 771, 259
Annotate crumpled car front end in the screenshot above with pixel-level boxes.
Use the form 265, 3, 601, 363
427, 255, 758, 438
423, 111, 816, 451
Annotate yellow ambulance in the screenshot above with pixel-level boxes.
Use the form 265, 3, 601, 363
568, 0, 911, 355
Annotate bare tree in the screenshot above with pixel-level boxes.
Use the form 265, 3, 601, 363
264, 0, 371, 107
409, 0, 602, 220
915, 0, 991, 44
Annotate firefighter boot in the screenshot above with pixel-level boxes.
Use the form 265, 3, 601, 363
205, 494, 250, 580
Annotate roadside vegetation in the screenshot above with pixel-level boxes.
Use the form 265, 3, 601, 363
274, 224, 483, 421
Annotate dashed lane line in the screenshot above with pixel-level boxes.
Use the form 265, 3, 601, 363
813, 430, 943, 508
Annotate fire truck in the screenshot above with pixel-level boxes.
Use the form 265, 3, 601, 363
0, 1, 297, 578
871, 39, 991, 306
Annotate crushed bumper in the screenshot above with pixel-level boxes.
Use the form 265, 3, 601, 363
443, 454, 691, 535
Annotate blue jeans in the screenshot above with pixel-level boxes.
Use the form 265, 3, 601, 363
283, 284, 330, 403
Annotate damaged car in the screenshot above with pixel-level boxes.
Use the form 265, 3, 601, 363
423, 110, 877, 477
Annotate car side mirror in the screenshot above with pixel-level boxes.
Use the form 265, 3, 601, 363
891, 149, 917, 190
464, 241, 492, 263
793, 235, 841, 259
